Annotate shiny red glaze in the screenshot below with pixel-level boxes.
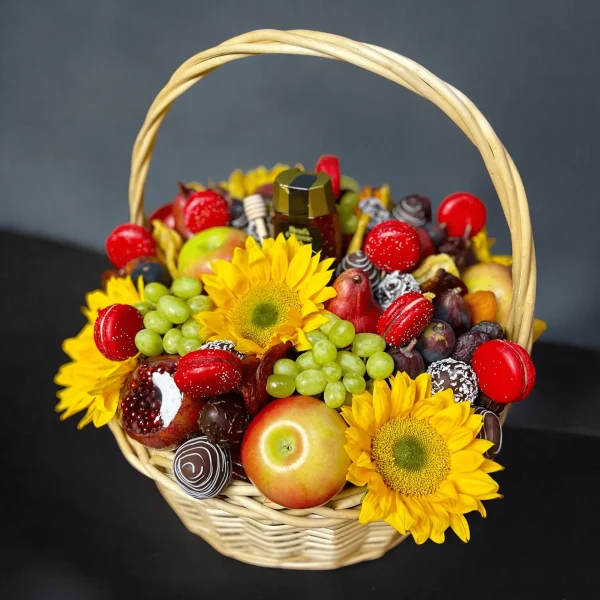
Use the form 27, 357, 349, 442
183, 190, 230, 234
174, 348, 242, 398
377, 291, 434, 347
364, 220, 421, 273
105, 224, 157, 269
172, 182, 196, 239
472, 339, 536, 403
148, 203, 176, 229
93, 304, 143, 361
416, 227, 436, 262
437, 192, 487, 239
315, 154, 341, 198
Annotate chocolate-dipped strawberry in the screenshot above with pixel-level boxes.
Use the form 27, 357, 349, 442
427, 357, 479, 404
392, 194, 432, 228
119, 355, 203, 449
475, 407, 503, 459
198, 393, 249, 447
335, 250, 382, 292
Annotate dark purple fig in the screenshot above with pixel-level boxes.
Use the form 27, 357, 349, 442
438, 236, 470, 269
388, 341, 425, 379
451, 330, 489, 364
420, 269, 468, 296
471, 321, 506, 340
424, 223, 448, 248
433, 289, 471, 335
416, 319, 455, 363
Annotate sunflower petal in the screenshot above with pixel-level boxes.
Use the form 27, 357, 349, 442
286, 244, 313, 289
372, 380, 391, 428
359, 491, 384, 524
450, 450, 485, 473
352, 397, 376, 436
449, 513, 470, 543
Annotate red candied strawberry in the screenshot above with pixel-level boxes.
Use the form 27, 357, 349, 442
106, 224, 157, 269
183, 190, 230, 234
315, 154, 341, 198
364, 220, 421, 273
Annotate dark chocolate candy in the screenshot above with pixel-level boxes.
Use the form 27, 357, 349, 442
358, 197, 391, 231
392, 194, 432, 228
199, 394, 250, 447
475, 392, 506, 416
475, 407, 503, 459
427, 357, 479, 404
200, 340, 245, 360
375, 271, 421, 310
336, 250, 381, 291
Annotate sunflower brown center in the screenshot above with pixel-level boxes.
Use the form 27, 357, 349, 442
372, 417, 450, 496
231, 282, 301, 349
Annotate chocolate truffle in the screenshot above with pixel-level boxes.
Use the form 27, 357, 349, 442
427, 357, 479, 404
475, 407, 503, 459
173, 436, 232, 499
392, 194, 432, 228
199, 394, 250, 447
336, 250, 382, 291
358, 197, 391, 231
200, 340, 244, 360
375, 271, 421, 310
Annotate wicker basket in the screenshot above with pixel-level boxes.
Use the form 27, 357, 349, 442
109, 29, 536, 570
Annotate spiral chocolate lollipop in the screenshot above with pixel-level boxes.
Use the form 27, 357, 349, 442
336, 250, 381, 291
392, 195, 432, 228
173, 437, 232, 499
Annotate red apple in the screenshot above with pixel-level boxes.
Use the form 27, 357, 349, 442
177, 226, 248, 278
325, 268, 382, 333
241, 396, 350, 509
172, 182, 196, 239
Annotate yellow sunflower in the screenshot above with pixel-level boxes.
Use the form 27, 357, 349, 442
219, 164, 303, 199
342, 372, 503, 544
195, 234, 337, 356
55, 276, 143, 428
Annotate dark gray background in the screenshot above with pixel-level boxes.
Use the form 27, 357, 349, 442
0, 0, 596, 348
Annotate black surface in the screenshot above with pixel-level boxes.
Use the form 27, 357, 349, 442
2, 231, 599, 599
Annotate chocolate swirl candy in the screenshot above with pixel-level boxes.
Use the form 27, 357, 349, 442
475, 407, 503, 459
200, 340, 245, 360
375, 271, 420, 310
392, 194, 432, 228
173, 437, 232, 500
336, 250, 382, 291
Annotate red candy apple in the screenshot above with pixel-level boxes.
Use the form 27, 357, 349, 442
437, 192, 486, 239
183, 189, 230, 234
105, 224, 157, 269
472, 339, 536, 403
174, 348, 243, 398
315, 154, 341, 198
94, 304, 143, 361
364, 220, 421, 273
119, 355, 204, 449
377, 291, 434, 347
241, 395, 350, 509
325, 268, 382, 334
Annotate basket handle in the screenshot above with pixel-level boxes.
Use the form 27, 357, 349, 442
128, 29, 536, 350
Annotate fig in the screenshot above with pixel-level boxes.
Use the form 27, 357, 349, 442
451, 330, 490, 364
387, 341, 425, 379
433, 289, 471, 335
438, 236, 470, 269
420, 269, 468, 296
423, 223, 448, 248
471, 321, 506, 341
416, 319, 456, 363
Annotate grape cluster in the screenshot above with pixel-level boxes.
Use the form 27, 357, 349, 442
266, 313, 394, 409
134, 276, 214, 357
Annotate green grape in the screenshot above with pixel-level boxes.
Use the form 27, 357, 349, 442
181, 318, 203, 339
340, 213, 359, 235
366, 351, 395, 379
324, 382, 346, 409
352, 333, 386, 358
296, 351, 321, 372
163, 328, 183, 354
134, 301, 153, 317
336, 351, 366, 376
273, 358, 300, 379
295, 369, 327, 396
143, 310, 172, 335
144, 282, 169, 304
320, 312, 341, 336
340, 174, 360, 193
329, 320, 356, 348
157, 295, 190, 324
322, 361, 343, 383
135, 329, 163, 357
171, 276, 202, 299
312, 339, 338, 365
177, 336, 202, 356
343, 373, 366, 394
266, 374, 296, 398
339, 191, 360, 211
187, 295, 214, 315
306, 330, 328, 347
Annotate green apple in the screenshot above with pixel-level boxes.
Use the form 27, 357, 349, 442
178, 226, 247, 278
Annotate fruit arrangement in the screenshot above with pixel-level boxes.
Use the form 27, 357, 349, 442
56, 155, 545, 546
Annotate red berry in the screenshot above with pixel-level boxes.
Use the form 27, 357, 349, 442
377, 291, 434, 347
437, 192, 486, 239
94, 304, 144, 361
415, 226, 436, 262
183, 190, 230, 234
315, 154, 340, 198
106, 224, 156, 269
364, 220, 421, 273
472, 339, 536, 403
148, 203, 176, 229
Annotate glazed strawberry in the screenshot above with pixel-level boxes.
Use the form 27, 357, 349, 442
315, 154, 341, 198
174, 348, 242, 398
94, 304, 143, 361
437, 192, 486, 239
148, 202, 176, 229
377, 291, 433, 347
364, 220, 421, 273
106, 224, 157, 269
183, 190, 230, 234
472, 339, 536, 403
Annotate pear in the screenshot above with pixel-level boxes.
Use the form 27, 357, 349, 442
461, 263, 512, 326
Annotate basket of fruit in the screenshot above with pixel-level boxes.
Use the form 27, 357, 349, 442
55, 30, 544, 570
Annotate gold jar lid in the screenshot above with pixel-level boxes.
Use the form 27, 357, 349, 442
273, 168, 336, 219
